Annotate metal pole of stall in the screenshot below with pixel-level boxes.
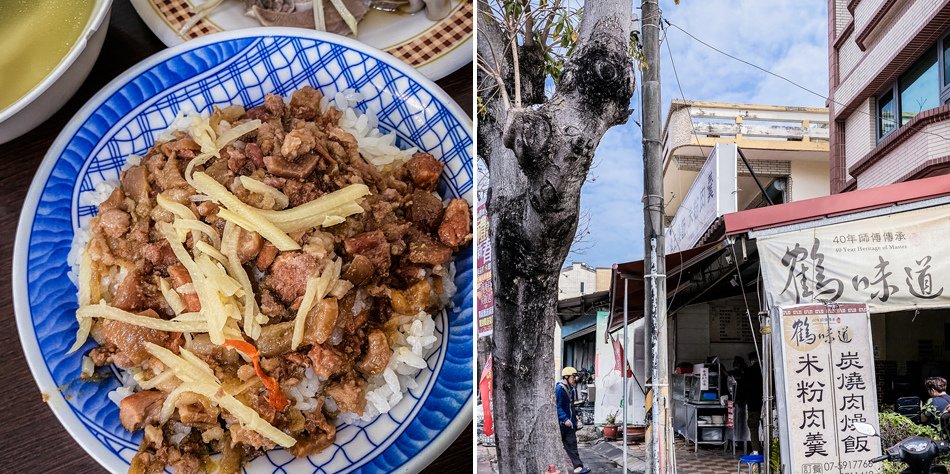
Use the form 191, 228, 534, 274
759, 318, 772, 474
623, 278, 629, 472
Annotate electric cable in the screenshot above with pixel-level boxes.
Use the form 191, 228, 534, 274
663, 18, 950, 143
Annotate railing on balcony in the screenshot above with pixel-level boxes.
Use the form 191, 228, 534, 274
663, 100, 831, 161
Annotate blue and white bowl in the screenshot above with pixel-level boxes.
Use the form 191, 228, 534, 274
13, 29, 473, 473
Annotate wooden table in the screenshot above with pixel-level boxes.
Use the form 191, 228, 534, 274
0, 1, 473, 472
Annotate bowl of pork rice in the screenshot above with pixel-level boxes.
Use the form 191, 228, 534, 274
12, 28, 473, 474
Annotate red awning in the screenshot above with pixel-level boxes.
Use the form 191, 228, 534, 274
607, 240, 729, 333
724, 173, 950, 236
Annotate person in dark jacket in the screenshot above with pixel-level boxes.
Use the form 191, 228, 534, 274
556, 367, 590, 474
736, 352, 764, 453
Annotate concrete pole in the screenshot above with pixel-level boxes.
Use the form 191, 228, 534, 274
641, 0, 670, 472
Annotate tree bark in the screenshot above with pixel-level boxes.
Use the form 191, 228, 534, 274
478, 0, 634, 471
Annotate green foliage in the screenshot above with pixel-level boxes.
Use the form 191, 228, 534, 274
605, 409, 619, 425
879, 411, 942, 447
770, 437, 780, 471
542, 7, 582, 81
502, 0, 524, 21
629, 33, 646, 71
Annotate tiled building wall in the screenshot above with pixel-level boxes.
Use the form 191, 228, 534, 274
838, 30, 862, 81
834, 0, 946, 116
835, 0, 852, 36
857, 120, 950, 188
674, 156, 791, 176
853, 0, 889, 35
843, 98, 875, 171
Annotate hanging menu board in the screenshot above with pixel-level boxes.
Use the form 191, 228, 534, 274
710, 303, 755, 343
774, 303, 881, 474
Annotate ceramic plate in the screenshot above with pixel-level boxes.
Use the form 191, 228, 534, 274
13, 28, 472, 473
129, 0, 473, 80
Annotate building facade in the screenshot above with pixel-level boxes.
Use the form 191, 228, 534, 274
829, 0, 950, 192
662, 100, 830, 251
558, 262, 598, 300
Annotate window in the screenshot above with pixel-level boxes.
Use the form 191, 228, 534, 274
878, 89, 896, 139
876, 34, 950, 141
580, 282, 585, 294
943, 39, 950, 86
900, 45, 938, 125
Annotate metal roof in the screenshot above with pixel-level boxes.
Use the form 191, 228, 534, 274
723, 173, 950, 236
606, 240, 730, 333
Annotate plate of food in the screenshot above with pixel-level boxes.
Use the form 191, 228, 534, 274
129, 0, 472, 80
13, 28, 472, 473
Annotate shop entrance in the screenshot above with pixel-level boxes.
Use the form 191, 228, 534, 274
873, 309, 950, 407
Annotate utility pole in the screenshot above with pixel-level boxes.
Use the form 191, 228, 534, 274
640, 0, 670, 472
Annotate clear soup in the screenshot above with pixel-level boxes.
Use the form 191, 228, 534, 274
0, 0, 96, 112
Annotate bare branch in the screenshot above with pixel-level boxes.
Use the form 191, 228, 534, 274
476, 57, 511, 111
478, 0, 512, 111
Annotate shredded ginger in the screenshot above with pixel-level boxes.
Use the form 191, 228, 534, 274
145, 343, 296, 448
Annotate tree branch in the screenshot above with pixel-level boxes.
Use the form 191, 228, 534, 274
477, 0, 511, 85
511, 40, 521, 108
538, 0, 559, 45
523, 0, 535, 47
477, 57, 510, 112
485, 1, 636, 472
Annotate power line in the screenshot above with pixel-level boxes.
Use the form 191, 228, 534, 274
660, 21, 702, 314
663, 18, 950, 142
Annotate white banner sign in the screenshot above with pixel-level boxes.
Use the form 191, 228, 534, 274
759, 204, 950, 312
595, 311, 646, 425
667, 143, 737, 253
774, 303, 881, 474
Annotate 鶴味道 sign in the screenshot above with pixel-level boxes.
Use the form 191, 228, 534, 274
759, 204, 950, 312
773, 303, 881, 474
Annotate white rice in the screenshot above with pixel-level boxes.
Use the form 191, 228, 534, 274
107, 368, 141, 407
67, 156, 140, 286
84, 90, 446, 429
169, 422, 192, 445
287, 367, 323, 412
107, 385, 135, 407
437, 262, 457, 309
328, 88, 417, 167
333, 309, 442, 425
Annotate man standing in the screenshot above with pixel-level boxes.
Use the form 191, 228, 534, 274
738, 352, 764, 454
556, 367, 590, 474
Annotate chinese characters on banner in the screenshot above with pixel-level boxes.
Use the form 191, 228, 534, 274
477, 202, 494, 337
758, 205, 950, 312
666, 143, 738, 253
776, 304, 881, 474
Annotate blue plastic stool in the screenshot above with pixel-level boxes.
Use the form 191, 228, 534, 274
737, 454, 764, 474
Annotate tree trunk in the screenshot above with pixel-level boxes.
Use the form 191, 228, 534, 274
478, 0, 635, 471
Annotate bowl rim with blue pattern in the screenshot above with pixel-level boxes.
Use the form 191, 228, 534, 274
13, 27, 473, 473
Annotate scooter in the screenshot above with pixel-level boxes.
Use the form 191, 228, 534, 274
870, 437, 950, 473
857, 422, 950, 474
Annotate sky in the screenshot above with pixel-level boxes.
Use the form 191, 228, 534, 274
568, 0, 829, 268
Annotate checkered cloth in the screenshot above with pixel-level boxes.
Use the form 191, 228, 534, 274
388, 1, 474, 66
152, 0, 221, 39
150, 0, 474, 67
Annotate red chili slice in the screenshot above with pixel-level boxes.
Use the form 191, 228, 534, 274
223, 339, 289, 411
